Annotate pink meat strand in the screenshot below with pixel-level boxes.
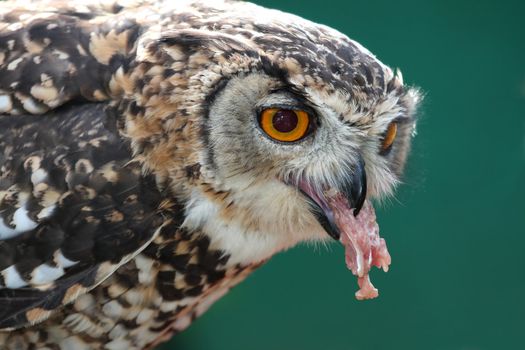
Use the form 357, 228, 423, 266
327, 198, 391, 300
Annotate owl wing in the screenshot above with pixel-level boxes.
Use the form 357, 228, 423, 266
0, 1, 144, 115
0, 102, 170, 330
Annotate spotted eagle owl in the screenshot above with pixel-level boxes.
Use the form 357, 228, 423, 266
0, 0, 420, 349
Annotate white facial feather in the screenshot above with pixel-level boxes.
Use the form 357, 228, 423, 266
184, 183, 323, 265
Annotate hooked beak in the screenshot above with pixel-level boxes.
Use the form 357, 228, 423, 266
298, 155, 367, 241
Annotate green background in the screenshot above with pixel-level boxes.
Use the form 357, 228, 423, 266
162, 1, 525, 349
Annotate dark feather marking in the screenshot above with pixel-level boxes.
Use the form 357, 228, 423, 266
0, 265, 98, 329
0, 102, 166, 328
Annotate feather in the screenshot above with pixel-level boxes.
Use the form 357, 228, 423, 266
0, 103, 165, 328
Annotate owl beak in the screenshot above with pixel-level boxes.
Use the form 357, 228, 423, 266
298, 156, 367, 241
345, 155, 367, 217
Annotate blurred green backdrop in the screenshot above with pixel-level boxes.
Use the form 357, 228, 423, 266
162, 0, 525, 349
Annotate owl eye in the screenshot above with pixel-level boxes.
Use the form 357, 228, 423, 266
259, 108, 311, 142
381, 122, 398, 152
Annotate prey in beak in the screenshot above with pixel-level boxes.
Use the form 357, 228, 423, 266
296, 155, 391, 300
299, 156, 367, 241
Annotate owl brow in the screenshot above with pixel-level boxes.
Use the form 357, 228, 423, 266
267, 86, 319, 110
373, 113, 414, 129
392, 115, 414, 125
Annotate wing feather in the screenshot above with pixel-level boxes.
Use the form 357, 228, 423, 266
0, 1, 143, 114
0, 103, 166, 329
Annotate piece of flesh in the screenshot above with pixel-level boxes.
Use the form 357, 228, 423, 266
327, 197, 391, 300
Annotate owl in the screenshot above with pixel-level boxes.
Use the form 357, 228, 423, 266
0, 0, 420, 349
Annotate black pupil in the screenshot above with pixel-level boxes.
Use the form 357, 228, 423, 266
272, 110, 298, 133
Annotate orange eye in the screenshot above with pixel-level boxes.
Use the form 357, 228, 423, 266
259, 108, 310, 142
381, 122, 398, 152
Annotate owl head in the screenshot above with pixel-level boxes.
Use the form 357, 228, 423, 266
115, 0, 421, 266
